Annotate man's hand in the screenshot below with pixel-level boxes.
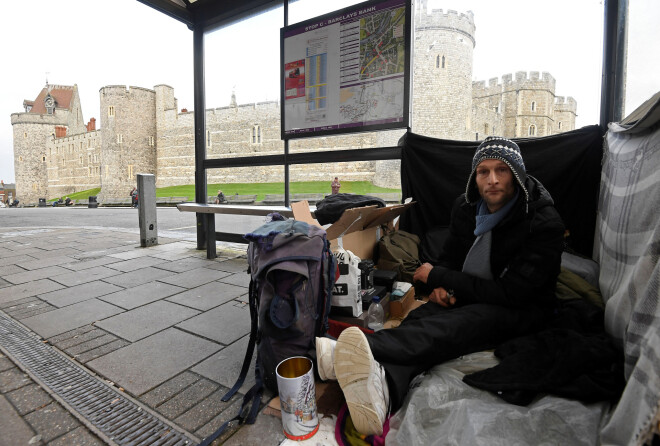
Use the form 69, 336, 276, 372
413, 262, 434, 284
428, 287, 456, 307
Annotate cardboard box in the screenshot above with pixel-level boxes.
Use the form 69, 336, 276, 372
291, 200, 415, 260
389, 287, 417, 319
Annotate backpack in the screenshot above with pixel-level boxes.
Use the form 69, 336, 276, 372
376, 230, 422, 283
199, 219, 337, 445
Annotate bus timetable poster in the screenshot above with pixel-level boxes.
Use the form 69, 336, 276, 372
281, 0, 411, 139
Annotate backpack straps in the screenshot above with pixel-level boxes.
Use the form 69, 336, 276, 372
222, 277, 259, 402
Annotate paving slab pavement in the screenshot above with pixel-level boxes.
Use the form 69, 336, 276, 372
0, 226, 296, 445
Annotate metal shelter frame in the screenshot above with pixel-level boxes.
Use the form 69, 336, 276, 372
137, 0, 629, 252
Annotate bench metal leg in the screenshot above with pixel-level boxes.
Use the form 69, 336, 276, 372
204, 213, 217, 259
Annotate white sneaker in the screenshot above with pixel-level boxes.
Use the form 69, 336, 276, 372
334, 327, 389, 436
316, 337, 337, 381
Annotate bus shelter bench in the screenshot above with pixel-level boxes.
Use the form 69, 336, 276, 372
292, 193, 325, 204
176, 202, 297, 259
225, 194, 257, 205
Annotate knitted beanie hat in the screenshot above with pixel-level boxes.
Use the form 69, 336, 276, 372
465, 136, 528, 204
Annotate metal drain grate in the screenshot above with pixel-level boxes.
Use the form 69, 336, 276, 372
0, 311, 194, 446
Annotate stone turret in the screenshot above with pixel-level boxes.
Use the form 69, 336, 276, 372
412, 2, 475, 140
99, 86, 157, 200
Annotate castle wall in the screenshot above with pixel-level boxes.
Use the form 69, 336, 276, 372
46, 131, 101, 199
13, 8, 579, 200
99, 86, 157, 200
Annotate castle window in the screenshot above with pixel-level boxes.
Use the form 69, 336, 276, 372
108, 106, 115, 117
442, 55, 446, 68
128, 165, 134, 179
531, 101, 537, 112
89, 167, 92, 177
484, 124, 489, 135
558, 121, 563, 130
494, 106, 499, 113
24, 132, 27, 138
19, 156, 23, 162
80, 156, 83, 165
94, 154, 98, 163
206, 130, 211, 148
149, 136, 155, 147
42, 156, 46, 162
252, 125, 261, 144
117, 134, 123, 144
529, 124, 537, 136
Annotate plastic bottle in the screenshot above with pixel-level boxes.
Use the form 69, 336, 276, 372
367, 296, 385, 331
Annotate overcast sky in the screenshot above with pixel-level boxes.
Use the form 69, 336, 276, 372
1, 0, 657, 184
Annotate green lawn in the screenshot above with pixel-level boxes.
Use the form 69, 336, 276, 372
158, 181, 400, 202
55, 182, 400, 203
52, 188, 101, 201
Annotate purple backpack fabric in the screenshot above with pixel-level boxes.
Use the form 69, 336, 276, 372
219, 219, 337, 432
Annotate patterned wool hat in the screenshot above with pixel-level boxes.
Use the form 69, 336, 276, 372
465, 136, 528, 204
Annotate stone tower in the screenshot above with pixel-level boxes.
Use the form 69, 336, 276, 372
502, 71, 556, 137
11, 84, 85, 203
411, 1, 475, 139
554, 96, 577, 134
98, 86, 157, 200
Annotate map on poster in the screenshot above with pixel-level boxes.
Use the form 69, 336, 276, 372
281, 0, 409, 139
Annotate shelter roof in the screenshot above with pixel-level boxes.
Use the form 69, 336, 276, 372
137, 0, 280, 32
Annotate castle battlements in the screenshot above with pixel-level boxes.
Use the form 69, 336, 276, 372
416, 1, 475, 46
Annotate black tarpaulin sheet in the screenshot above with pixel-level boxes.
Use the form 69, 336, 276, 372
399, 125, 604, 258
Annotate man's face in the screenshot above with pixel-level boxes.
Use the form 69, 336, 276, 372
475, 159, 516, 213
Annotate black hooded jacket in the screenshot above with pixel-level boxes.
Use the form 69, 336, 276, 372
426, 176, 565, 308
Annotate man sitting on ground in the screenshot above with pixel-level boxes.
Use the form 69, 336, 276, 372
316, 136, 565, 435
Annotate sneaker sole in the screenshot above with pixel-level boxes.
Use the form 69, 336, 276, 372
334, 327, 384, 436
316, 337, 336, 381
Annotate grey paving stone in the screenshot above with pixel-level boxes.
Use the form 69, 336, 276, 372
0, 368, 30, 393
16, 255, 77, 271
48, 325, 96, 344
7, 302, 56, 320
158, 267, 231, 289
206, 258, 249, 274
75, 339, 130, 363
0, 355, 14, 372
0, 394, 39, 446
174, 388, 235, 432
0, 264, 27, 276
58, 256, 122, 271
153, 256, 215, 273
86, 328, 221, 396
95, 301, 200, 342
105, 256, 168, 272
52, 328, 107, 350
156, 378, 219, 419
38, 281, 124, 308
0, 278, 10, 289
150, 249, 201, 261
23, 402, 80, 443
101, 266, 173, 288
209, 403, 284, 446
217, 272, 250, 288
48, 265, 119, 287
5, 383, 53, 416
0, 279, 65, 304
66, 334, 119, 356
0, 252, 40, 265
165, 281, 245, 311
97, 281, 185, 310
3, 265, 72, 285
192, 335, 256, 394
176, 301, 250, 345
194, 398, 243, 442
140, 371, 201, 408
36, 247, 83, 258
47, 426, 105, 446
21, 299, 124, 338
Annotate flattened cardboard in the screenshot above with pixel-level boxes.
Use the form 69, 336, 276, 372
291, 200, 415, 260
